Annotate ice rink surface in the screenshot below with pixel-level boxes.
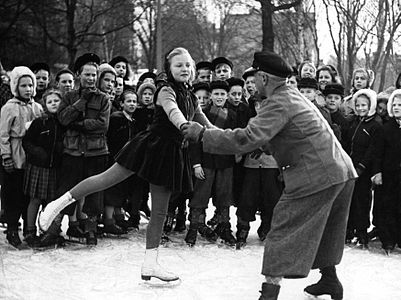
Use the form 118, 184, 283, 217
1, 209, 401, 300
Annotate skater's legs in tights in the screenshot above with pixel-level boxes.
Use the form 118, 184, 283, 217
69, 163, 133, 200
146, 184, 171, 249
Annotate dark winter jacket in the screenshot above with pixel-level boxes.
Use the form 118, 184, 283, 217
22, 114, 64, 168
343, 115, 383, 176
57, 87, 110, 157
191, 103, 236, 169
226, 101, 253, 129
330, 109, 350, 144
380, 118, 401, 173
107, 111, 139, 158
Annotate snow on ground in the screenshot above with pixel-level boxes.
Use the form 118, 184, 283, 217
1, 208, 401, 300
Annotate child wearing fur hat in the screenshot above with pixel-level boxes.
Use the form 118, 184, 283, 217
185, 80, 237, 247
22, 89, 65, 248
372, 89, 401, 251
343, 89, 383, 247
0, 66, 43, 248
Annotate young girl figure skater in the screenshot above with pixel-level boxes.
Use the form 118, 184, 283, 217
39, 47, 214, 282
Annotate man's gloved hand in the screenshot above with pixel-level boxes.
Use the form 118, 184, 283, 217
2, 157, 14, 173
181, 121, 204, 142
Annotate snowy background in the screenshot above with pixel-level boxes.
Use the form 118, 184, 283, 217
1, 207, 401, 300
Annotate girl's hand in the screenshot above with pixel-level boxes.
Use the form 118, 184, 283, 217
194, 165, 205, 180
2, 157, 14, 173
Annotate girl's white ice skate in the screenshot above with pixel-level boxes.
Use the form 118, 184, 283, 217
38, 191, 75, 232
141, 248, 179, 282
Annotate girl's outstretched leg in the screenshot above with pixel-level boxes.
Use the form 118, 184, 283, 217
39, 163, 133, 231
141, 184, 179, 282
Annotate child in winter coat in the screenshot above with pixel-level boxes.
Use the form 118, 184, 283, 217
0, 66, 43, 248
185, 80, 237, 246
132, 81, 157, 219
373, 89, 401, 251
104, 88, 141, 233
343, 89, 383, 247
23, 89, 64, 247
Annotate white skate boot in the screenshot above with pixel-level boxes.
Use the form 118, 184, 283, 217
141, 248, 179, 282
38, 192, 75, 232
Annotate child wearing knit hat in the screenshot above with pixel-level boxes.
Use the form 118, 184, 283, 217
0, 66, 43, 248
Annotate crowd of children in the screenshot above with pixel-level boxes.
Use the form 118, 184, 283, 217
0, 50, 400, 257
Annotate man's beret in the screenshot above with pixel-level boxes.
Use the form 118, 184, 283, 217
30, 62, 50, 74
193, 82, 210, 93
211, 57, 233, 71
252, 51, 293, 78
196, 61, 212, 71
74, 53, 100, 73
109, 56, 128, 67
210, 80, 230, 92
298, 77, 318, 90
322, 83, 345, 96
226, 77, 244, 88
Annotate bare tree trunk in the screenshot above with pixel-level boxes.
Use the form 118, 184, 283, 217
66, 0, 77, 70
260, 0, 274, 51
379, 40, 392, 91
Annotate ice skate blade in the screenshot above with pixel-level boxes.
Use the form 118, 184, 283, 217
141, 274, 180, 282
140, 277, 181, 287
304, 290, 343, 300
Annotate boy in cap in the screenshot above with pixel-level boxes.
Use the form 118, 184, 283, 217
298, 77, 342, 140
242, 67, 257, 101
182, 50, 356, 300
30, 62, 50, 105
186, 80, 237, 247
109, 55, 132, 86
323, 83, 349, 144
195, 61, 212, 83
193, 82, 210, 109
51, 52, 110, 245
212, 57, 233, 81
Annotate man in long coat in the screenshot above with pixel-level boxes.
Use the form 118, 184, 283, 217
182, 51, 357, 300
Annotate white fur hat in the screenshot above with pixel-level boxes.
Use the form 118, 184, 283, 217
387, 89, 401, 117
351, 88, 377, 117
10, 66, 37, 97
